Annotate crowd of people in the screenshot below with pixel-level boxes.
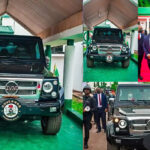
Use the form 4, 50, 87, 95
138, 24, 150, 80
83, 85, 115, 149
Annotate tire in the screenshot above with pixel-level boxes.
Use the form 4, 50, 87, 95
41, 113, 62, 135
107, 141, 120, 150
122, 59, 130, 68
87, 57, 94, 68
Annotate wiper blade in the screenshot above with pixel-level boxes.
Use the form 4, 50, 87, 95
137, 100, 148, 104
121, 100, 139, 105
129, 100, 139, 105
0, 56, 11, 58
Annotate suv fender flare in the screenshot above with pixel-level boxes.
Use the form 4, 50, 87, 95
106, 121, 114, 143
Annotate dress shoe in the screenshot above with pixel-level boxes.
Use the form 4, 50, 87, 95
84, 144, 88, 149
138, 76, 143, 80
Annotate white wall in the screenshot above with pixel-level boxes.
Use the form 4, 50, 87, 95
51, 54, 64, 86
51, 42, 83, 92
2, 17, 31, 35
130, 30, 138, 54
73, 42, 83, 92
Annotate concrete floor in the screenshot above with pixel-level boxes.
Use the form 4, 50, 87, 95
83, 123, 107, 150
83, 56, 138, 82
83, 121, 128, 150
0, 115, 82, 150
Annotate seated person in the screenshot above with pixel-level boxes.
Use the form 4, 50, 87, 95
128, 93, 135, 101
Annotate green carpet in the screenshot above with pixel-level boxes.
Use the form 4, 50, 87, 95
83, 56, 138, 82
138, 0, 150, 7
0, 115, 82, 150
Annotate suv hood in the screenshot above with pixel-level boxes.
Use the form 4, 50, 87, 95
117, 106, 150, 116
0, 59, 45, 74
93, 38, 123, 44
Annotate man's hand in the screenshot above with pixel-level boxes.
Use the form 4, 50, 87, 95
147, 54, 150, 59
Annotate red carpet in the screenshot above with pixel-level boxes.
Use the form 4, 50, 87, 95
139, 55, 150, 82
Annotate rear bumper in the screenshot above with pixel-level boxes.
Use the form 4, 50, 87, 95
0, 98, 61, 121
87, 53, 130, 62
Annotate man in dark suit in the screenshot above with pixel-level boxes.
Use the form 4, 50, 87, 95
138, 26, 145, 80
94, 88, 108, 133
83, 85, 96, 149
143, 34, 150, 69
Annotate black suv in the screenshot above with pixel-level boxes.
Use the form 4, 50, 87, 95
86, 27, 130, 68
0, 35, 63, 135
107, 84, 150, 150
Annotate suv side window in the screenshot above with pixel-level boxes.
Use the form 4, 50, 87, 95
35, 42, 40, 59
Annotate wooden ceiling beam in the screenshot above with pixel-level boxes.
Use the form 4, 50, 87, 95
123, 18, 138, 29
7, 12, 37, 35
37, 11, 82, 39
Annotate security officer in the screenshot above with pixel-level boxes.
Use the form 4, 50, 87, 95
83, 85, 96, 149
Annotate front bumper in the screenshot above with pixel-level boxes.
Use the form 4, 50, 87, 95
110, 134, 149, 149
87, 53, 130, 62
0, 98, 61, 121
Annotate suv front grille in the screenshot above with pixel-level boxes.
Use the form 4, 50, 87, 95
0, 79, 40, 96
99, 45, 121, 51
130, 119, 150, 134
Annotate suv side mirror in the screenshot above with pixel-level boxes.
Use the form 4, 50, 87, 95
109, 98, 115, 116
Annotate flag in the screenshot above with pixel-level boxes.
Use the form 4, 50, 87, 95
53, 64, 59, 77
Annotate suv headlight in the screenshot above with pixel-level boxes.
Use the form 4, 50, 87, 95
43, 82, 53, 93
118, 120, 127, 129
122, 47, 126, 52
53, 80, 58, 85
92, 45, 97, 50
51, 91, 57, 98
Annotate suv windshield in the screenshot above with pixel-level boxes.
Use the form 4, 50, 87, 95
0, 38, 41, 60
93, 28, 123, 43
118, 86, 150, 101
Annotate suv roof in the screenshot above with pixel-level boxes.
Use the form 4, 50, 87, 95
94, 27, 122, 31
118, 84, 150, 87
0, 34, 41, 40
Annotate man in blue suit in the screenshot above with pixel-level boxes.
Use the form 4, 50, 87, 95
94, 88, 108, 133
143, 34, 150, 68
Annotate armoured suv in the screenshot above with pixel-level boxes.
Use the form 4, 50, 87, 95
107, 84, 150, 150
0, 35, 63, 135
86, 27, 130, 68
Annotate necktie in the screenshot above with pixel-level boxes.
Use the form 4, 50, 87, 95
99, 94, 101, 106
138, 33, 141, 40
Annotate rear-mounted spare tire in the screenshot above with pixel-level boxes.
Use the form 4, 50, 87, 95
41, 113, 62, 135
